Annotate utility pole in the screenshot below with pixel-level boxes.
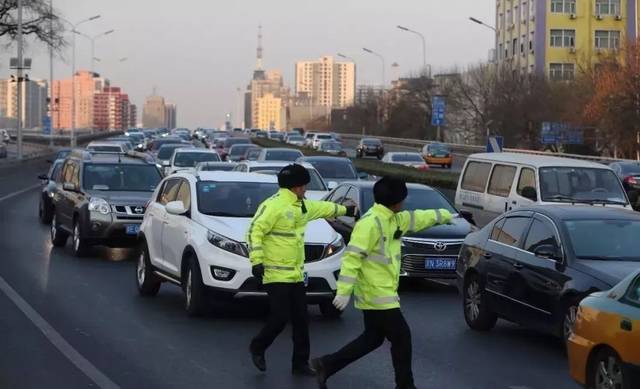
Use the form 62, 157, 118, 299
16, 0, 24, 159
49, 0, 54, 146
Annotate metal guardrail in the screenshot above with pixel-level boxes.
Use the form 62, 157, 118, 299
339, 133, 626, 164
6, 130, 124, 147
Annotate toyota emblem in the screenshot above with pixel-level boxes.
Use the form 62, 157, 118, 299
434, 242, 447, 252
134, 206, 144, 214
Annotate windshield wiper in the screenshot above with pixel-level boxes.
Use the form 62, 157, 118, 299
545, 194, 576, 202
580, 199, 628, 206
577, 255, 638, 261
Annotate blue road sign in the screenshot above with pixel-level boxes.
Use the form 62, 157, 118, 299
540, 122, 584, 145
431, 96, 446, 126
487, 136, 504, 153
42, 116, 51, 135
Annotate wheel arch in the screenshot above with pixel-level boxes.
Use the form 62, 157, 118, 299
180, 245, 198, 281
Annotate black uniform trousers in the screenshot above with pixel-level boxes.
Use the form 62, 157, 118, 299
320, 308, 414, 388
250, 282, 310, 367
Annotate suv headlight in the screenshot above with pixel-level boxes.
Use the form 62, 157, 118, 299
207, 231, 249, 257
88, 197, 110, 215
323, 236, 345, 258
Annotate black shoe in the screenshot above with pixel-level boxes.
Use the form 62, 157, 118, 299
292, 362, 316, 377
311, 358, 328, 388
250, 351, 266, 372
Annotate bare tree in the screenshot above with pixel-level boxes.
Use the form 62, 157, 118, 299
0, 0, 66, 50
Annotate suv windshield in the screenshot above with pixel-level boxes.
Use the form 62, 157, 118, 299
174, 152, 221, 167
363, 139, 381, 146
306, 159, 356, 179
362, 187, 456, 214
392, 154, 423, 162
566, 220, 640, 261
264, 150, 303, 161
83, 164, 161, 192
196, 181, 279, 217
158, 145, 188, 159
539, 167, 627, 204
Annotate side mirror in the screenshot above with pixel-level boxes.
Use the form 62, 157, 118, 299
63, 182, 77, 192
459, 210, 477, 226
166, 200, 187, 216
357, 171, 369, 180
327, 181, 338, 190
38, 174, 49, 180
534, 244, 561, 260
521, 186, 538, 201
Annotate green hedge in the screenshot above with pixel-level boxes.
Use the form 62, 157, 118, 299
251, 138, 460, 190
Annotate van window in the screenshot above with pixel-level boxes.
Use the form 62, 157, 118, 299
517, 168, 536, 195
488, 165, 517, 197
461, 162, 492, 192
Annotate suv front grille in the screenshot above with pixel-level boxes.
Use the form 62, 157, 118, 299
304, 244, 327, 263
111, 205, 146, 220
401, 237, 463, 256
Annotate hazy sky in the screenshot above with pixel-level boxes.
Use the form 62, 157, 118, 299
1, 0, 495, 128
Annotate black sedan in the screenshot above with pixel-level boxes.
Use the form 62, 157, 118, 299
457, 205, 640, 341
37, 159, 64, 224
323, 181, 475, 280
356, 138, 384, 159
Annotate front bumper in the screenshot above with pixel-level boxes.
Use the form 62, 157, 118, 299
400, 238, 463, 279
81, 208, 145, 247
567, 333, 593, 386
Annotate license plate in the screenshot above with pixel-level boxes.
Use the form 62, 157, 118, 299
125, 224, 140, 235
303, 271, 309, 287
425, 258, 456, 270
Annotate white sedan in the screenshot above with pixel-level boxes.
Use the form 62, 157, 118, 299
136, 171, 345, 317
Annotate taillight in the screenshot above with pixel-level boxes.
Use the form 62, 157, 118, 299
624, 176, 638, 185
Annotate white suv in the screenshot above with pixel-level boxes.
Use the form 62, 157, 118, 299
136, 171, 346, 317
312, 133, 333, 149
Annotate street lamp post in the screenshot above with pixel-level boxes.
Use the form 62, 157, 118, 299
396, 25, 428, 76
16, 0, 23, 159
48, 0, 54, 146
362, 47, 386, 87
60, 14, 101, 148
469, 17, 497, 63
75, 29, 114, 73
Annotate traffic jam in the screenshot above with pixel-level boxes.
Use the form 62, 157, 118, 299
36, 127, 639, 388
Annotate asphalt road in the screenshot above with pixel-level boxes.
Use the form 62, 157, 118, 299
340, 138, 466, 173
0, 159, 580, 389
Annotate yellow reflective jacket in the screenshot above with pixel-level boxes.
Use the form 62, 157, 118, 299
247, 188, 347, 284
336, 203, 453, 310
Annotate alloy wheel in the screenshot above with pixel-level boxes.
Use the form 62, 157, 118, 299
465, 281, 481, 322
51, 215, 57, 240
137, 253, 146, 286
595, 356, 623, 389
563, 305, 578, 341
186, 270, 192, 308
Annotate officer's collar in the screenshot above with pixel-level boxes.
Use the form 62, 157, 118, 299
372, 203, 395, 219
278, 188, 300, 204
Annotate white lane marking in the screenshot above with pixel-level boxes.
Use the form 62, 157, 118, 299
0, 183, 41, 203
0, 275, 120, 389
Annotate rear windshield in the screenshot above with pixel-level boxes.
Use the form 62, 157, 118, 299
229, 145, 254, 156
198, 163, 237, 172
250, 167, 326, 191
320, 142, 342, 150
196, 181, 279, 217
316, 134, 332, 139
87, 145, 122, 152
306, 159, 356, 179
174, 152, 221, 167
391, 154, 423, 162
224, 138, 251, 147
566, 219, 640, 261
362, 187, 456, 214
83, 164, 161, 192
158, 145, 187, 159
264, 150, 304, 161
620, 163, 640, 176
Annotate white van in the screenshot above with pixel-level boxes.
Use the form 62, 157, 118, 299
455, 152, 631, 227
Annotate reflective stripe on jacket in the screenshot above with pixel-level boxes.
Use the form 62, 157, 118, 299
247, 188, 347, 284
336, 203, 452, 310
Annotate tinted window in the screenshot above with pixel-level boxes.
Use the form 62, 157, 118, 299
524, 219, 559, 255
157, 145, 186, 159
87, 145, 122, 152
517, 168, 537, 195
198, 163, 237, 172
491, 218, 506, 240
565, 220, 640, 261
174, 152, 221, 167
224, 138, 250, 148
539, 167, 626, 203
619, 163, 640, 176
488, 165, 517, 197
264, 150, 303, 161
229, 145, 253, 156
461, 161, 492, 192
306, 159, 357, 180
196, 181, 279, 217
495, 217, 530, 247
360, 187, 456, 215
83, 164, 161, 192
51, 162, 63, 183
624, 276, 640, 306
175, 181, 191, 210
246, 149, 262, 160
362, 139, 381, 146
320, 142, 342, 151
157, 179, 181, 205
391, 154, 424, 162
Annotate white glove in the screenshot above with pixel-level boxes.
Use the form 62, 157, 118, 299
333, 294, 351, 311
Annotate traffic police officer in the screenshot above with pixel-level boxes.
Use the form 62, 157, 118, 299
312, 176, 453, 389
248, 163, 356, 376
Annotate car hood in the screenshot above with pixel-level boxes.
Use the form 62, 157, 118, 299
403, 215, 472, 240
85, 190, 153, 205
199, 216, 338, 244
572, 259, 640, 287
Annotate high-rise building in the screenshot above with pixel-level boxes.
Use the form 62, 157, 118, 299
5, 78, 48, 129
165, 103, 177, 129
129, 104, 137, 128
142, 94, 166, 128
93, 87, 130, 131
496, 0, 638, 79
51, 70, 107, 130
256, 93, 286, 130
0, 79, 8, 118
295, 56, 355, 108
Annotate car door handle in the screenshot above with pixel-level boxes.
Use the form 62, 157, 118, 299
483, 252, 492, 259
512, 263, 524, 270
621, 318, 633, 332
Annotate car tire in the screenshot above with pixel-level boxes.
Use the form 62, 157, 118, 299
50, 213, 68, 247
136, 243, 161, 297
561, 302, 580, 342
319, 300, 343, 319
463, 274, 497, 331
183, 255, 208, 317
39, 197, 53, 224
587, 348, 633, 389
71, 219, 89, 257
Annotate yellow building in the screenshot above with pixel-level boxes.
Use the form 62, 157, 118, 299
496, 0, 637, 79
256, 93, 286, 130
